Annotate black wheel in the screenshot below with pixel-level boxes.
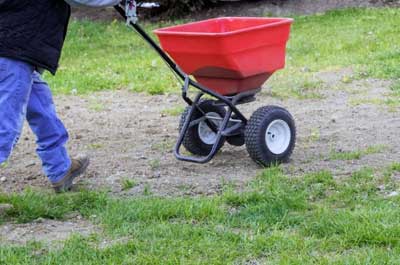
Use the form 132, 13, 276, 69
179, 100, 226, 156
227, 134, 245, 146
245, 105, 296, 166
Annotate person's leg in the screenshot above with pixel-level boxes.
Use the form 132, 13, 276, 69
0, 57, 34, 164
26, 71, 71, 183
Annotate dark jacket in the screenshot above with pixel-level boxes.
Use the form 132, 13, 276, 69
0, 0, 71, 74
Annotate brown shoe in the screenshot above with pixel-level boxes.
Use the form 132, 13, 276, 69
52, 156, 90, 193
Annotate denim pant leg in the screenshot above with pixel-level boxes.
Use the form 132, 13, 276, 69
26, 72, 71, 183
0, 58, 33, 164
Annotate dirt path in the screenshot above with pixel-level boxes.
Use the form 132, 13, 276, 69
1, 69, 399, 195
0, 218, 98, 247
1, 69, 399, 247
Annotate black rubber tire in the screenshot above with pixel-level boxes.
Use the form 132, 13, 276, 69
226, 134, 245, 146
179, 100, 226, 156
245, 105, 296, 166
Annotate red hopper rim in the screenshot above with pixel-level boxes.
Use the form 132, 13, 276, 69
153, 17, 294, 37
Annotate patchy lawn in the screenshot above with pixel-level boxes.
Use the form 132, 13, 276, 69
47, 8, 399, 106
2, 164, 400, 263
1, 7, 400, 265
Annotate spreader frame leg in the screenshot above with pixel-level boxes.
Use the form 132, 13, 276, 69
174, 91, 245, 164
173, 76, 262, 164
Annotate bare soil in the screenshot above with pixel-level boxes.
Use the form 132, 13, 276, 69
2, 0, 400, 249
1, 69, 399, 196
0, 217, 98, 247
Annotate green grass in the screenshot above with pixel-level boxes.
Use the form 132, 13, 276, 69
270, 8, 400, 101
0, 161, 8, 169
2, 164, 400, 264
348, 79, 400, 111
46, 8, 400, 102
287, 8, 400, 79
391, 81, 400, 95
151, 139, 175, 152
121, 178, 137, 191
87, 98, 106, 112
46, 20, 178, 95
329, 145, 386, 161
2, 7, 400, 264
161, 105, 186, 117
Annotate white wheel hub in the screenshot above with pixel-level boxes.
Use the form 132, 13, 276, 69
198, 112, 222, 145
265, 119, 291, 155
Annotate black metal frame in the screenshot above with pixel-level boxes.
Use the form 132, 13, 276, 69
114, 5, 260, 163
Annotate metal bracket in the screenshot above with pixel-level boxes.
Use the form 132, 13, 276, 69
181, 75, 193, 106
125, 0, 138, 24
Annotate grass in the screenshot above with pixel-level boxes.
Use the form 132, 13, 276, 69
46, 19, 178, 95
2, 7, 400, 264
2, 164, 400, 264
87, 143, 104, 150
391, 81, 400, 95
348, 80, 400, 111
88, 98, 106, 112
329, 145, 386, 160
388, 80, 400, 107
269, 72, 325, 100
287, 8, 399, 79
161, 105, 186, 117
46, 8, 400, 104
149, 159, 161, 170
121, 178, 137, 191
151, 139, 175, 152
269, 8, 400, 101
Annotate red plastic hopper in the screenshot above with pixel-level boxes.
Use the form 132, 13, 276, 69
154, 17, 293, 95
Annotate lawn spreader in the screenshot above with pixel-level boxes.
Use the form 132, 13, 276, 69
114, 2, 296, 166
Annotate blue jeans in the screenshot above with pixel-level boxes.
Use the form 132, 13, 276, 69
0, 57, 71, 183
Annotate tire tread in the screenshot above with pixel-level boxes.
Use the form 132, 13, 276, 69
245, 105, 296, 166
